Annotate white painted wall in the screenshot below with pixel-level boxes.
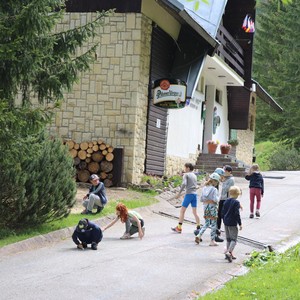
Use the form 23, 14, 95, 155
166, 91, 204, 157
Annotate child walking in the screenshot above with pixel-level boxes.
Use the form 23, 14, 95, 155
195, 173, 220, 246
245, 164, 264, 218
171, 163, 200, 234
216, 165, 235, 237
221, 186, 242, 262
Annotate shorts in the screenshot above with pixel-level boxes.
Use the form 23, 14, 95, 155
182, 194, 198, 208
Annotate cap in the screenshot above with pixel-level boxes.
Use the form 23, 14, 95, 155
89, 174, 99, 181
214, 168, 225, 176
209, 173, 220, 182
224, 165, 233, 172
78, 219, 88, 230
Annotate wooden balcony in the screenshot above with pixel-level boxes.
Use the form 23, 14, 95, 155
216, 25, 245, 78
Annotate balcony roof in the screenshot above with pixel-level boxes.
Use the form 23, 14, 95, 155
252, 80, 283, 112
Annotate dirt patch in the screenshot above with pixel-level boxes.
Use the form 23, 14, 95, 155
72, 185, 149, 213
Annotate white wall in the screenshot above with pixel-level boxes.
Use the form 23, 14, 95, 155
166, 91, 204, 157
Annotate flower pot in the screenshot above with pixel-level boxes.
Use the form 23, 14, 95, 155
220, 147, 230, 154
208, 143, 218, 154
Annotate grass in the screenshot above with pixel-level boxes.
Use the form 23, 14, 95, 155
198, 245, 300, 299
0, 190, 158, 248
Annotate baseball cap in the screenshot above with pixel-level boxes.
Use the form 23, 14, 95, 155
224, 165, 233, 172
214, 168, 225, 176
209, 173, 220, 182
89, 174, 99, 181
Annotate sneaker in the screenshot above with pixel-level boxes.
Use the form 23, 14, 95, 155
255, 211, 260, 218
209, 241, 218, 246
194, 229, 200, 236
96, 206, 103, 214
120, 233, 131, 240
82, 242, 88, 249
81, 210, 93, 215
195, 236, 202, 244
91, 242, 98, 250
171, 226, 182, 233
225, 252, 232, 263
215, 236, 224, 243
249, 213, 254, 219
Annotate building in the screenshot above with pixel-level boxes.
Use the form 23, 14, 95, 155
50, 0, 282, 184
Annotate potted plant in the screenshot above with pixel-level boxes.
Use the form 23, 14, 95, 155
220, 143, 231, 154
206, 140, 219, 154
227, 139, 239, 146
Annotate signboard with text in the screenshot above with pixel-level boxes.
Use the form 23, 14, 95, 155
153, 79, 187, 109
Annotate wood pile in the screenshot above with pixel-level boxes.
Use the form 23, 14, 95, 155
65, 138, 114, 187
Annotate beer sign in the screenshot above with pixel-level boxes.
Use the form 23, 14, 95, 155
153, 78, 187, 109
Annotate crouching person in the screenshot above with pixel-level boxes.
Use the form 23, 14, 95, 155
103, 203, 145, 240
81, 174, 108, 215
72, 218, 103, 250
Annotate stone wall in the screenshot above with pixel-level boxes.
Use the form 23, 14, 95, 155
165, 153, 199, 176
49, 13, 152, 184
236, 92, 256, 166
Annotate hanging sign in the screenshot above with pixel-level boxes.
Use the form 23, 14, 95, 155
153, 78, 187, 109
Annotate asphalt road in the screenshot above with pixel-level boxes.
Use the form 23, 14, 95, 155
1, 171, 300, 300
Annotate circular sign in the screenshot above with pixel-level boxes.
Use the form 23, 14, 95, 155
159, 79, 170, 90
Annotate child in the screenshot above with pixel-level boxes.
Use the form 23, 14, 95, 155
171, 163, 200, 234
245, 164, 264, 218
72, 218, 103, 250
103, 203, 145, 240
216, 165, 235, 237
221, 186, 242, 262
82, 174, 108, 215
195, 173, 220, 246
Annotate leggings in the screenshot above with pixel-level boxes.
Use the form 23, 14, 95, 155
198, 218, 217, 240
250, 187, 262, 213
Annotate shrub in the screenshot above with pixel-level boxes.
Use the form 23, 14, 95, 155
268, 146, 300, 170
0, 133, 76, 229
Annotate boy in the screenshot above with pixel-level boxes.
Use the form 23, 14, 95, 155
216, 165, 235, 238
221, 186, 242, 262
171, 163, 200, 234
72, 218, 103, 250
82, 174, 108, 215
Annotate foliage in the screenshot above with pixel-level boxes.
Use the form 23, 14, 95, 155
199, 244, 300, 299
254, 0, 300, 148
140, 174, 184, 189
0, 0, 112, 107
268, 146, 300, 170
227, 139, 239, 146
0, 133, 77, 229
243, 249, 278, 268
255, 141, 279, 170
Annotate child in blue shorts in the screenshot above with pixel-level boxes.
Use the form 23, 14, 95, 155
171, 163, 200, 234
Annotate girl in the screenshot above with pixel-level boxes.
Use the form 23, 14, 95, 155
103, 203, 145, 239
195, 173, 220, 246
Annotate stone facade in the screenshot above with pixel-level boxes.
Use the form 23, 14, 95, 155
165, 153, 199, 176
236, 92, 256, 166
49, 13, 152, 184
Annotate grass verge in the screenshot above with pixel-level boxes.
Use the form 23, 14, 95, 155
0, 190, 158, 248
198, 245, 300, 299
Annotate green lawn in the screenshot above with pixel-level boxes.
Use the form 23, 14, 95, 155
199, 246, 300, 299
0, 191, 158, 247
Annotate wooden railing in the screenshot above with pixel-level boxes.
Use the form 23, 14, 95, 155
216, 25, 245, 78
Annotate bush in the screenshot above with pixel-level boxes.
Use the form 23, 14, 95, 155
0, 133, 76, 229
269, 146, 300, 170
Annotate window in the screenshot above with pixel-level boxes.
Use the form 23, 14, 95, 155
215, 89, 222, 105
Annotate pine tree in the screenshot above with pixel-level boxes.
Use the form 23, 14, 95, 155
0, 1, 111, 229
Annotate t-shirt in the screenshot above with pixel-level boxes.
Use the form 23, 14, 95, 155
128, 210, 143, 225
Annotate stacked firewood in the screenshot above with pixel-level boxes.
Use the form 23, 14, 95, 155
65, 138, 114, 187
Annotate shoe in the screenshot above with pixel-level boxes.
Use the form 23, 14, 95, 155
82, 242, 88, 249
195, 236, 202, 244
215, 236, 224, 243
171, 226, 182, 233
249, 213, 254, 219
194, 229, 200, 236
209, 241, 218, 246
255, 211, 260, 217
216, 229, 221, 236
120, 233, 131, 240
81, 210, 93, 215
96, 206, 103, 214
91, 242, 98, 250
225, 252, 232, 263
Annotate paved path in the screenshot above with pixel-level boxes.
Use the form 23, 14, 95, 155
1, 171, 300, 300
